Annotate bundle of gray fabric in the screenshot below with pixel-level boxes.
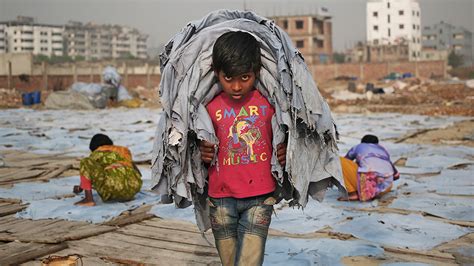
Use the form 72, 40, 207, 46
151, 9, 345, 232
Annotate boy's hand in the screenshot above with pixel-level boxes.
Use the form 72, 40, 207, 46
277, 142, 287, 166
199, 140, 215, 164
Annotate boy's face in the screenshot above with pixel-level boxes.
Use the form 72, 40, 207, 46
216, 70, 257, 101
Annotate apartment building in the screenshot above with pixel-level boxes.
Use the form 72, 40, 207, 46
0, 16, 64, 57
367, 0, 421, 61
0, 25, 6, 53
0, 16, 148, 60
65, 22, 148, 60
422, 21, 473, 66
272, 7, 333, 64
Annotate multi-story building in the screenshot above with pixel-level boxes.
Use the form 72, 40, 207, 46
422, 21, 473, 66
0, 24, 6, 53
65, 22, 148, 60
367, 0, 421, 61
271, 7, 333, 64
0, 17, 149, 60
0, 16, 64, 57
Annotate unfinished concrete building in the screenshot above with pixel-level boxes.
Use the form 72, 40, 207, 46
346, 41, 409, 63
271, 8, 333, 64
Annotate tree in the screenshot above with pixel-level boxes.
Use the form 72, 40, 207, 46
448, 50, 463, 68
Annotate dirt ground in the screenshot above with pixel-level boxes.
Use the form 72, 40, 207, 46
324, 78, 474, 117
397, 119, 474, 147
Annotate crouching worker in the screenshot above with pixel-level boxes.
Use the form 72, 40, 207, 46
73, 133, 142, 206
339, 134, 400, 202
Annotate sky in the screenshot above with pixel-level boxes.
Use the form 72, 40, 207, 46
1, 0, 473, 53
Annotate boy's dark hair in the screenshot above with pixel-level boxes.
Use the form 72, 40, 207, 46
90, 133, 113, 151
361, 134, 379, 144
212, 31, 261, 77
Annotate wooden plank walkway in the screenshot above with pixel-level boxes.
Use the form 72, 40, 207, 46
0, 215, 116, 244
0, 242, 67, 265
0, 150, 77, 187
0, 199, 27, 217
34, 218, 221, 265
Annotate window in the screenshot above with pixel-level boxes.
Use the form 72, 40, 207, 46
388, 28, 391, 37
387, 2, 390, 8
373, 12, 378, 17
417, 11, 419, 16
295, 20, 304, 29
399, 24, 404, 29
388, 15, 391, 23
413, 24, 416, 30
374, 25, 379, 31
296, 40, 304, 48
399, 10, 404, 15
412, 11, 415, 16
283, 20, 288, 29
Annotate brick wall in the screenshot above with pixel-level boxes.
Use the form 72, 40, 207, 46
0, 60, 445, 92
0, 74, 161, 93
311, 60, 446, 82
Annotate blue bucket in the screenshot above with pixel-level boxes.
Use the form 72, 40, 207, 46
22, 93, 33, 106
32, 91, 41, 104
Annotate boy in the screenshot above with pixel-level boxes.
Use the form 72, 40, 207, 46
199, 31, 286, 266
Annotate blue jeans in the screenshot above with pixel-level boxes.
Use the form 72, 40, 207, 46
208, 193, 275, 266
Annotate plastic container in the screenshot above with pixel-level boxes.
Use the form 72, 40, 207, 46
22, 93, 33, 106
32, 91, 41, 104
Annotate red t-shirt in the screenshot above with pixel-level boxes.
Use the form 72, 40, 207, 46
206, 89, 276, 198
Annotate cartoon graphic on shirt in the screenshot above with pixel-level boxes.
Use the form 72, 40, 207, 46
213, 104, 270, 166
228, 115, 261, 157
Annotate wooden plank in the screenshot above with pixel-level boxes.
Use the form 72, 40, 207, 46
74, 235, 220, 264
118, 223, 211, 247
0, 169, 46, 184
0, 241, 67, 265
0, 221, 115, 244
16, 219, 66, 235
38, 164, 72, 181
0, 203, 27, 217
384, 246, 456, 261
140, 218, 203, 234
0, 167, 23, 177
0, 215, 16, 226
0, 202, 12, 207
105, 211, 155, 227
0, 218, 40, 232
108, 231, 218, 256
105, 204, 154, 226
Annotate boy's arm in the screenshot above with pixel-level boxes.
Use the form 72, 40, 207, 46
199, 140, 215, 164
277, 142, 287, 166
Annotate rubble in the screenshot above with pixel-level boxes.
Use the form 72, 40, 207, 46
324, 77, 474, 116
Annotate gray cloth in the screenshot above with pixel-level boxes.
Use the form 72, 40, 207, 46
151, 9, 345, 232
